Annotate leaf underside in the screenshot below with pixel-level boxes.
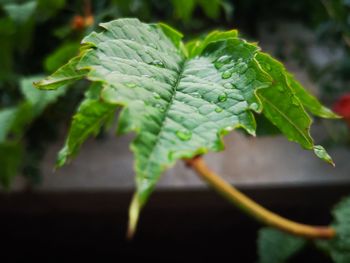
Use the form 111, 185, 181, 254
34, 18, 338, 234
316, 196, 350, 263
258, 196, 350, 263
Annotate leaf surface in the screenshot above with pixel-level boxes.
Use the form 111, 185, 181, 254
57, 83, 116, 167
0, 107, 18, 143
0, 142, 23, 188
34, 18, 338, 234
255, 53, 335, 164
316, 196, 350, 263
34, 55, 88, 90
77, 19, 274, 234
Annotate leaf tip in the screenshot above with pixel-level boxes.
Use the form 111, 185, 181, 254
313, 145, 335, 167
55, 146, 69, 168
32, 80, 42, 89
127, 194, 141, 240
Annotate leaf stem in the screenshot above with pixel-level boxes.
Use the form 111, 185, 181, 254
185, 156, 335, 239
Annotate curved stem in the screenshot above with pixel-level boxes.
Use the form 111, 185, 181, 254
185, 156, 335, 240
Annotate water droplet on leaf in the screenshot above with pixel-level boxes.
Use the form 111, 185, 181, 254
153, 92, 161, 99
218, 93, 228, 102
224, 83, 237, 89
214, 55, 230, 69
176, 129, 192, 141
237, 63, 248, 74
154, 103, 165, 112
215, 107, 223, 113
221, 70, 232, 79
150, 60, 165, 68
215, 62, 223, 69
191, 92, 201, 98
126, 82, 137, 88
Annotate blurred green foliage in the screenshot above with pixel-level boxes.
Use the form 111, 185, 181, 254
258, 195, 350, 263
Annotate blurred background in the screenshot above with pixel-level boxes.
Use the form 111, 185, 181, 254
0, 0, 350, 262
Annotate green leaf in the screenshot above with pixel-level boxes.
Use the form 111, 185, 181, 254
0, 102, 34, 142
286, 73, 340, 119
0, 142, 23, 188
34, 55, 89, 90
3, 1, 37, 24
316, 196, 350, 263
197, 0, 221, 20
255, 53, 334, 164
258, 228, 307, 263
0, 107, 18, 143
171, 0, 222, 22
313, 145, 335, 166
187, 29, 238, 58
36, 0, 66, 21
256, 53, 314, 149
171, 0, 195, 22
35, 18, 336, 235
56, 83, 116, 167
21, 76, 66, 115
44, 42, 80, 72
255, 114, 281, 136
9, 102, 35, 139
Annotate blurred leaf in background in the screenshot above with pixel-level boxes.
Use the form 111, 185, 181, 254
258, 195, 350, 263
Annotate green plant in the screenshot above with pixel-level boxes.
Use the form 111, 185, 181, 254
35, 18, 347, 261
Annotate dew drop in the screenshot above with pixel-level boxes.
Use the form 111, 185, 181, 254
218, 93, 228, 102
126, 82, 137, 88
221, 70, 232, 79
214, 55, 230, 69
224, 83, 236, 89
153, 92, 161, 99
215, 107, 223, 113
191, 92, 202, 98
237, 63, 248, 74
176, 129, 192, 141
150, 60, 165, 68
154, 103, 165, 112
218, 55, 230, 62
215, 61, 224, 69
